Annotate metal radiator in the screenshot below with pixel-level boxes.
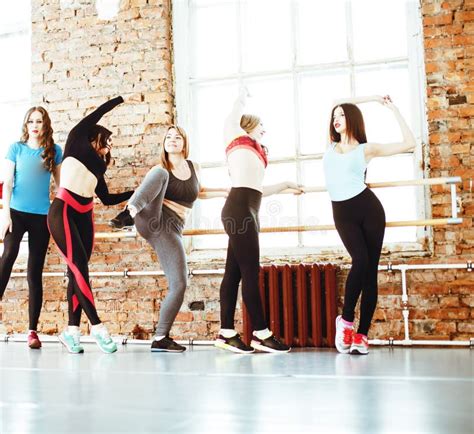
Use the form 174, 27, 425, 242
243, 264, 338, 348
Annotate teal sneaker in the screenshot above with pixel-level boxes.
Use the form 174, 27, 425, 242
91, 326, 117, 354
59, 330, 84, 354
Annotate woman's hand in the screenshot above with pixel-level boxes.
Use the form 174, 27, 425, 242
376, 95, 398, 111
285, 181, 304, 195
0, 213, 12, 240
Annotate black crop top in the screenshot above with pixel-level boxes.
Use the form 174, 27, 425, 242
164, 160, 200, 208
62, 96, 133, 205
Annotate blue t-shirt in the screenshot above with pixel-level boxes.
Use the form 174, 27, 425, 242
6, 142, 63, 215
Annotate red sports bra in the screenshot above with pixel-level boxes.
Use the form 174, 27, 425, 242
225, 136, 268, 168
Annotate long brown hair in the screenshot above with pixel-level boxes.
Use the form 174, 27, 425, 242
20, 107, 57, 173
329, 103, 367, 145
89, 125, 112, 167
160, 125, 189, 171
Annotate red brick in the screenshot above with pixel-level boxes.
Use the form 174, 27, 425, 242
424, 13, 453, 26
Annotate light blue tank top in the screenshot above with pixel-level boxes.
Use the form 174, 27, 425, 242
322, 143, 368, 202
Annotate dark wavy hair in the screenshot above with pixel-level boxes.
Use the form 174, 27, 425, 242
329, 103, 367, 144
20, 107, 57, 173
88, 124, 112, 167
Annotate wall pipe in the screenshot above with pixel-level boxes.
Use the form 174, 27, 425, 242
3, 262, 472, 348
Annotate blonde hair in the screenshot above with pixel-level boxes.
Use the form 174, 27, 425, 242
240, 114, 261, 134
159, 125, 189, 171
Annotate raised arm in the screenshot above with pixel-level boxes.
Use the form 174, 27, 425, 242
365, 96, 416, 161
0, 160, 15, 239
332, 95, 382, 106
223, 88, 248, 144
72, 96, 124, 134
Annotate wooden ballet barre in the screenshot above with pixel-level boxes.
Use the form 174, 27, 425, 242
94, 217, 462, 239
291, 176, 462, 194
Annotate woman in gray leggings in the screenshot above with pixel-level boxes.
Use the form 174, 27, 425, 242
110, 125, 225, 352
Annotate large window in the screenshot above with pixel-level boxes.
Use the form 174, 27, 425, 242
0, 0, 31, 161
173, 0, 427, 252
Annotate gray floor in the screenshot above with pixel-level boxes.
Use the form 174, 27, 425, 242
0, 342, 472, 434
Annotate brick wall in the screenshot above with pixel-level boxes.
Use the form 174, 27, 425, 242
1, 0, 472, 341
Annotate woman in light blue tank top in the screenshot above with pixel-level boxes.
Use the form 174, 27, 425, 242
0, 107, 62, 349
323, 95, 416, 355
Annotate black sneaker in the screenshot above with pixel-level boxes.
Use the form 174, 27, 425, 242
150, 336, 186, 353
214, 333, 255, 354
251, 334, 291, 353
110, 208, 134, 229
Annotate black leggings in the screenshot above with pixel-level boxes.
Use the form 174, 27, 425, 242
220, 187, 267, 331
0, 209, 50, 330
332, 188, 386, 336
47, 188, 100, 326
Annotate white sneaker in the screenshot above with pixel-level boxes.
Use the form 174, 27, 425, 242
335, 315, 353, 354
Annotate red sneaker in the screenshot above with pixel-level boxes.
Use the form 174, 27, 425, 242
28, 331, 42, 349
350, 333, 369, 355
335, 315, 353, 353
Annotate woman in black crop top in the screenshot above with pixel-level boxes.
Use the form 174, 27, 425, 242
110, 125, 226, 352
47, 96, 133, 354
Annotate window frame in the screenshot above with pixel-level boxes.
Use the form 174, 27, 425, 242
172, 0, 430, 257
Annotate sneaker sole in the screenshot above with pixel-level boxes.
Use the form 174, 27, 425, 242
250, 340, 291, 353
58, 335, 84, 354
109, 223, 134, 231
350, 347, 369, 355
214, 340, 254, 354
151, 347, 186, 353
335, 342, 351, 354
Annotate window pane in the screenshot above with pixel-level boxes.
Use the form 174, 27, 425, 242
296, 0, 347, 65
241, 0, 292, 73
0, 102, 30, 158
0, 33, 30, 101
352, 0, 408, 61
192, 166, 229, 249
190, 2, 239, 77
191, 81, 238, 163
300, 160, 341, 246
299, 70, 351, 155
260, 162, 298, 248
0, 0, 30, 34
367, 154, 417, 242
355, 66, 413, 143
245, 76, 295, 159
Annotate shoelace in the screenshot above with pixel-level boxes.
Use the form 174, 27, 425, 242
343, 328, 353, 345
353, 334, 367, 345
99, 330, 112, 343
70, 333, 81, 346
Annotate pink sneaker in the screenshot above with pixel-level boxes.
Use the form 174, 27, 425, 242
335, 315, 353, 353
28, 331, 42, 349
350, 333, 369, 355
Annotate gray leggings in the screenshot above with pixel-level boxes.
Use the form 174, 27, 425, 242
129, 167, 188, 337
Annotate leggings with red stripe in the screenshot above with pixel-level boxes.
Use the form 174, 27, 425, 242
47, 188, 100, 326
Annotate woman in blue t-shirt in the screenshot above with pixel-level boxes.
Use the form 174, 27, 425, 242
0, 106, 62, 349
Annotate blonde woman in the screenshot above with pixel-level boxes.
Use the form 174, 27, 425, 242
111, 125, 225, 352
215, 89, 303, 354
